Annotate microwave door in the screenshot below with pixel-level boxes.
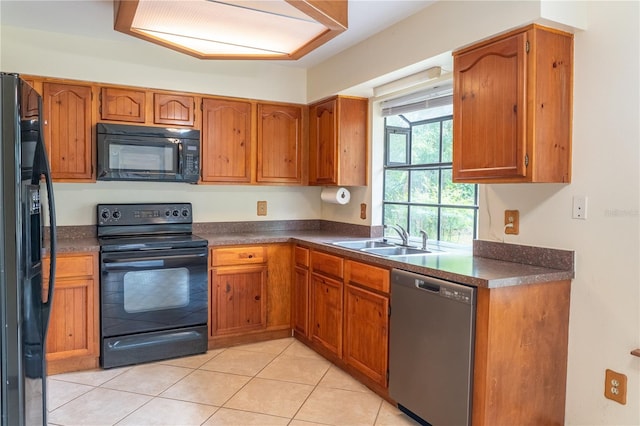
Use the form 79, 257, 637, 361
104, 139, 179, 180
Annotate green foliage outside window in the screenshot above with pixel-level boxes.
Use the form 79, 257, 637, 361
383, 114, 478, 246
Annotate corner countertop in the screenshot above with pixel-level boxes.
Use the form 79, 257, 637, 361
51, 228, 574, 289
199, 230, 574, 289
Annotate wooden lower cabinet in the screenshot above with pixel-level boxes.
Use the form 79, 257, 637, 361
209, 244, 291, 347
310, 273, 343, 357
343, 259, 390, 389
343, 284, 389, 388
43, 252, 99, 375
296, 247, 391, 394
292, 246, 310, 338
294, 245, 571, 423
211, 264, 267, 335
472, 280, 571, 426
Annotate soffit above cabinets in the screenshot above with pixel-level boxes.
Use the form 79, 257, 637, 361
114, 0, 348, 60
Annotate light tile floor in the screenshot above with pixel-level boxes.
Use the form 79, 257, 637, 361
47, 338, 418, 426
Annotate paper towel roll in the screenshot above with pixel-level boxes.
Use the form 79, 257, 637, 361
321, 187, 351, 204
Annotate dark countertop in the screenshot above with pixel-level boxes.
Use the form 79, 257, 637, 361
52, 229, 574, 289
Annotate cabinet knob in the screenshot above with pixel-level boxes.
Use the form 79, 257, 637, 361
254, 295, 261, 301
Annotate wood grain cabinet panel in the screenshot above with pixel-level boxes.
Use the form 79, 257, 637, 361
309, 96, 367, 186
344, 284, 389, 388
310, 273, 343, 357
100, 87, 145, 123
42, 82, 94, 181
257, 103, 303, 184
43, 252, 99, 375
292, 246, 310, 338
20, 79, 41, 120
453, 24, 573, 183
208, 244, 290, 346
154, 93, 195, 126
472, 280, 571, 426
201, 98, 252, 183
211, 265, 267, 336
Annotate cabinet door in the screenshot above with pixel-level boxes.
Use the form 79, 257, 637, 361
211, 264, 267, 336
21, 79, 41, 120
257, 103, 302, 184
309, 98, 337, 185
201, 98, 252, 183
43, 253, 99, 374
310, 273, 342, 357
43, 82, 94, 180
344, 284, 389, 387
154, 93, 195, 126
100, 87, 146, 123
453, 32, 527, 181
46, 277, 96, 360
292, 266, 309, 337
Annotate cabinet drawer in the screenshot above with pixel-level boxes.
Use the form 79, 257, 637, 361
345, 260, 389, 294
43, 253, 96, 279
294, 246, 309, 268
311, 250, 343, 279
210, 246, 267, 267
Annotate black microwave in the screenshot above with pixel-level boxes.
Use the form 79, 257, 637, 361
96, 123, 200, 183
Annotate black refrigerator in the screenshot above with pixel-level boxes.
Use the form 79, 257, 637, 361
0, 73, 57, 425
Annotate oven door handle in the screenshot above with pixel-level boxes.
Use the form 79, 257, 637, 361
101, 250, 207, 267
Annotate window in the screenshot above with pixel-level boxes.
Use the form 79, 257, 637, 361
383, 97, 478, 247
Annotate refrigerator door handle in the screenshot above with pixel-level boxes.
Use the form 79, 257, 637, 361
34, 96, 56, 317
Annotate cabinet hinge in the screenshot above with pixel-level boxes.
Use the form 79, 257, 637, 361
526, 41, 530, 54
388, 304, 391, 317
386, 370, 389, 382
525, 154, 529, 167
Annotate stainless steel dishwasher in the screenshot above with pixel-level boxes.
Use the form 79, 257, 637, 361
389, 269, 476, 426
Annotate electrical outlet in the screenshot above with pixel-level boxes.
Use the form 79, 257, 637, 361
604, 369, 627, 405
504, 210, 519, 235
257, 200, 267, 216
360, 203, 367, 220
573, 196, 587, 219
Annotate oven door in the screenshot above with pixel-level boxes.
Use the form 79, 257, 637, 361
100, 246, 208, 338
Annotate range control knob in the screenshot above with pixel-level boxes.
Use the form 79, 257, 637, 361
181, 209, 189, 217
100, 209, 110, 220
165, 209, 171, 217
172, 209, 179, 217
112, 211, 121, 219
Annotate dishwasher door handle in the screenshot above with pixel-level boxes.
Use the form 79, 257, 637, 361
416, 282, 440, 292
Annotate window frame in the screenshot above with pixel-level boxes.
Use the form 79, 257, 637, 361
382, 113, 479, 246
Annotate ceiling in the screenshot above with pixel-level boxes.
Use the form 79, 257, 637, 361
0, 0, 436, 69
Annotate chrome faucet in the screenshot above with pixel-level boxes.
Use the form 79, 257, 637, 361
419, 230, 429, 251
385, 224, 409, 246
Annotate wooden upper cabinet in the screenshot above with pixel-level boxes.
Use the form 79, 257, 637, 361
257, 103, 303, 184
20, 79, 41, 120
100, 87, 145, 123
201, 98, 252, 183
154, 93, 195, 126
453, 24, 573, 183
309, 96, 368, 186
42, 82, 94, 181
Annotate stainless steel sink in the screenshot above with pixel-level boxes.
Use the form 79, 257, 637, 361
362, 246, 433, 257
331, 240, 395, 250
331, 239, 440, 257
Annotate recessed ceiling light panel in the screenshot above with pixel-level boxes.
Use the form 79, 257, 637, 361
115, 0, 348, 60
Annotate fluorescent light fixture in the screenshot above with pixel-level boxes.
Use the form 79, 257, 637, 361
114, 0, 348, 60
